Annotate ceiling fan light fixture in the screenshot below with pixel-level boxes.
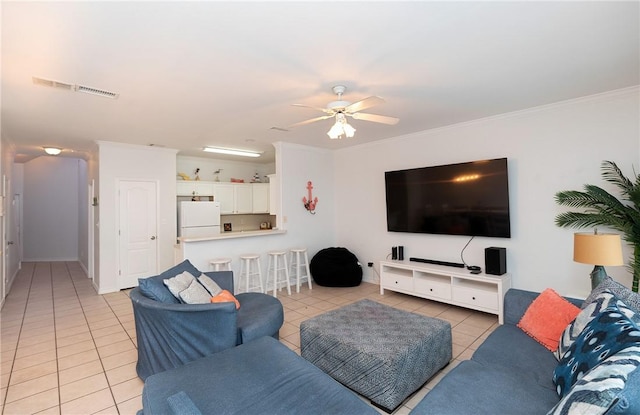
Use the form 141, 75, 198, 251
44, 147, 62, 155
203, 146, 262, 158
327, 113, 356, 139
327, 122, 344, 139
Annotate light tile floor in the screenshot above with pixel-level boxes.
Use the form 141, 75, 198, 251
1, 262, 499, 414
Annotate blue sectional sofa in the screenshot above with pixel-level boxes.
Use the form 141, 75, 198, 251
137, 283, 640, 414
410, 287, 640, 415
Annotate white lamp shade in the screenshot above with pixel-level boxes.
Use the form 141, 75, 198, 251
327, 122, 344, 139
573, 232, 624, 266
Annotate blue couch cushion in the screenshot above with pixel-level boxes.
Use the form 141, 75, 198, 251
235, 292, 284, 344
410, 359, 560, 415
472, 324, 559, 391
138, 260, 201, 304
141, 336, 378, 415
166, 391, 202, 415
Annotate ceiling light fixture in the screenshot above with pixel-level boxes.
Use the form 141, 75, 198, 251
327, 113, 356, 139
203, 147, 262, 158
44, 147, 62, 155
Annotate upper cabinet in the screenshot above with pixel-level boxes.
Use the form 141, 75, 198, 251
252, 183, 270, 214
177, 181, 270, 214
214, 183, 253, 214
176, 181, 215, 197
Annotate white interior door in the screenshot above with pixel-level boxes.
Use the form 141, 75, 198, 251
118, 180, 158, 289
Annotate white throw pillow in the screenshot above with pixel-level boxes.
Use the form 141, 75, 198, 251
179, 279, 213, 304
163, 271, 196, 300
198, 274, 223, 297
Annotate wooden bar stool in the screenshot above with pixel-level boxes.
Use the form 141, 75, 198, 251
289, 248, 312, 293
209, 257, 232, 272
238, 254, 263, 294
266, 250, 291, 297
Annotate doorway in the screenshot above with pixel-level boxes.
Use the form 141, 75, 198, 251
117, 180, 158, 289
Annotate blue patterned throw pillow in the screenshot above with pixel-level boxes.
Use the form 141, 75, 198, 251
556, 290, 616, 360
547, 345, 640, 415
553, 299, 640, 398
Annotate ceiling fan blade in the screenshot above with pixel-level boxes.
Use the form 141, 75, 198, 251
344, 96, 385, 113
351, 112, 400, 125
288, 115, 334, 128
292, 103, 334, 114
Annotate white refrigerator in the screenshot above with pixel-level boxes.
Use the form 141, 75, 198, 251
178, 201, 221, 237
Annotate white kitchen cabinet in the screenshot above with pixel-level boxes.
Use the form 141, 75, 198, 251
214, 183, 253, 214
176, 181, 215, 197
235, 184, 252, 214
252, 183, 270, 213
380, 260, 511, 324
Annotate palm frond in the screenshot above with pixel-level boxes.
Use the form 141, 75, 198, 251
555, 190, 603, 209
601, 160, 634, 196
555, 212, 628, 232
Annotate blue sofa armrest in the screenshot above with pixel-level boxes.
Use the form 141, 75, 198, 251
202, 270, 234, 293
130, 287, 238, 380
503, 288, 583, 326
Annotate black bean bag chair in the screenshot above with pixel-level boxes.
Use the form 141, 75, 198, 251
310, 247, 362, 287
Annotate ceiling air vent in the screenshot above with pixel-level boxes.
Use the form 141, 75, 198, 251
74, 84, 119, 99
32, 77, 73, 90
32, 76, 119, 99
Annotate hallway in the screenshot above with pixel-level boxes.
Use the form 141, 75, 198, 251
1, 262, 142, 414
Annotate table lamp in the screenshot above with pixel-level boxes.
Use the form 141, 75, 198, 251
573, 231, 624, 289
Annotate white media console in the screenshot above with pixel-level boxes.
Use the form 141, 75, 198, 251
379, 260, 512, 324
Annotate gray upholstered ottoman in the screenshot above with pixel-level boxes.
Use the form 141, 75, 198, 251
300, 299, 452, 412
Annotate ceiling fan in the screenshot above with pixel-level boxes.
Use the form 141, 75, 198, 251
288, 85, 399, 139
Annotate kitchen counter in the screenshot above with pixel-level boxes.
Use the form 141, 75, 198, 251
178, 229, 286, 243
175, 229, 289, 275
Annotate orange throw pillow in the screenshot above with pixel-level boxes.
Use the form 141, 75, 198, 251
517, 288, 580, 352
211, 290, 240, 309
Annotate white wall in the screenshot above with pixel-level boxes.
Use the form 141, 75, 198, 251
276, 142, 336, 258
96, 141, 178, 293
334, 87, 640, 299
22, 156, 85, 261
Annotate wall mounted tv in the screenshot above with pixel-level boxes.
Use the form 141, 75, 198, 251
385, 158, 511, 238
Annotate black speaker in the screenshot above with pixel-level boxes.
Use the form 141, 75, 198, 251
398, 246, 404, 261
485, 247, 506, 275
392, 246, 398, 260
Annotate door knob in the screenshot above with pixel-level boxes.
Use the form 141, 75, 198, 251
7, 241, 14, 245
150, 236, 156, 240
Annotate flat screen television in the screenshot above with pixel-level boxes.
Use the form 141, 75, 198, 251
385, 158, 511, 238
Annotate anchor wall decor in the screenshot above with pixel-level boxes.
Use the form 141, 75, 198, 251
303, 181, 318, 214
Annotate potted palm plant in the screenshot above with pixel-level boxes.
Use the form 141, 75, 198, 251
554, 160, 640, 292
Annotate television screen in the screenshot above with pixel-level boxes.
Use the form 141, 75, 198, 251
385, 158, 511, 238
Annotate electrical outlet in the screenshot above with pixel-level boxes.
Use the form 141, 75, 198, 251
367, 262, 373, 267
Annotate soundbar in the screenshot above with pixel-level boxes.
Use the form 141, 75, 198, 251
409, 257, 465, 268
